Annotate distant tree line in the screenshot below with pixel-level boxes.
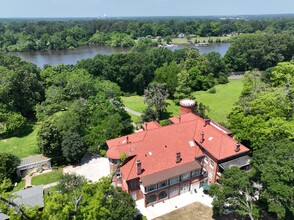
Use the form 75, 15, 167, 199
1, 17, 294, 51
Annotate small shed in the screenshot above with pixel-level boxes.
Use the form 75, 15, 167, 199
16, 155, 51, 177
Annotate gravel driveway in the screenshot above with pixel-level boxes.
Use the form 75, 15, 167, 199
63, 154, 110, 182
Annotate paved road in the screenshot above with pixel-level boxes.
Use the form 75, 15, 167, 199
124, 107, 142, 116
228, 74, 244, 79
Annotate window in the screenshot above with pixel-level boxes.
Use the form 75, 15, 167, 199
158, 191, 167, 200
170, 176, 180, 185
158, 180, 168, 188
129, 179, 138, 190
116, 169, 121, 178
210, 160, 215, 169
191, 169, 201, 177
181, 172, 190, 181
146, 184, 157, 192
204, 156, 208, 164
146, 195, 156, 204
208, 171, 213, 179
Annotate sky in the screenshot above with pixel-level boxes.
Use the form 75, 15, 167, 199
1, 0, 294, 18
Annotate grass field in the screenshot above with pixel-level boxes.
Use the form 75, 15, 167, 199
155, 202, 213, 220
0, 124, 40, 158
171, 36, 231, 45
31, 169, 63, 186
12, 179, 25, 192
122, 78, 243, 123
121, 96, 180, 122
193, 78, 243, 123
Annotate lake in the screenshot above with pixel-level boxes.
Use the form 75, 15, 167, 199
10, 43, 230, 67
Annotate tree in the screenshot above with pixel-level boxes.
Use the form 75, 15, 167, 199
0, 61, 44, 117
62, 132, 88, 163
141, 106, 159, 122
154, 61, 181, 97
144, 82, 169, 120
38, 117, 63, 163
209, 167, 261, 220
164, 35, 172, 44
173, 70, 193, 105
43, 177, 136, 220
58, 174, 86, 194
0, 153, 20, 183
42, 193, 74, 220
252, 140, 294, 219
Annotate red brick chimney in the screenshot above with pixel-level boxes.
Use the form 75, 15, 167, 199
200, 131, 204, 143
136, 160, 142, 175
235, 142, 241, 152
179, 99, 196, 115
176, 152, 181, 163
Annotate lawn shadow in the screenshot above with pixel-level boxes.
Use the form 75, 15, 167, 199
2, 123, 35, 139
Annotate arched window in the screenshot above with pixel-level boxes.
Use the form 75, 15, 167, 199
158, 191, 167, 200
146, 195, 156, 204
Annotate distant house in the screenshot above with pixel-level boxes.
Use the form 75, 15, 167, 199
106, 99, 251, 207
177, 33, 186, 38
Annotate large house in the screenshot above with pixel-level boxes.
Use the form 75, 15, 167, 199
106, 99, 251, 207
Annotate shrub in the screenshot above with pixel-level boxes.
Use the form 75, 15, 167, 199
208, 87, 216, 93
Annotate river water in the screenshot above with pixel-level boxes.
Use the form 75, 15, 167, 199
10, 43, 230, 67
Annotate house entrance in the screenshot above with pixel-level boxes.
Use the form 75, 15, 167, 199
180, 182, 189, 194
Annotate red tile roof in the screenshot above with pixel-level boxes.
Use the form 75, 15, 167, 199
107, 113, 249, 183
141, 121, 161, 130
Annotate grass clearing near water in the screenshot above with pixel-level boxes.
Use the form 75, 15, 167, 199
0, 124, 40, 158
193, 78, 243, 123
31, 169, 63, 186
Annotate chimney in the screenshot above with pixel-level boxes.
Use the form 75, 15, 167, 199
136, 160, 142, 175
200, 131, 204, 143
235, 142, 241, 152
176, 152, 181, 163
177, 115, 181, 122
204, 119, 211, 127
179, 99, 196, 115
126, 136, 129, 143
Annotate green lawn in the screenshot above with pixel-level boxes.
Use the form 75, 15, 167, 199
122, 79, 243, 124
192, 78, 243, 123
121, 96, 147, 113
31, 169, 63, 186
12, 179, 25, 192
121, 96, 179, 122
171, 36, 231, 45
0, 124, 40, 158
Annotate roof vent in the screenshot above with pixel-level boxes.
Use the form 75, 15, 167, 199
235, 142, 241, 152
177, 115, 181, 122
176, 152, 181, 163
